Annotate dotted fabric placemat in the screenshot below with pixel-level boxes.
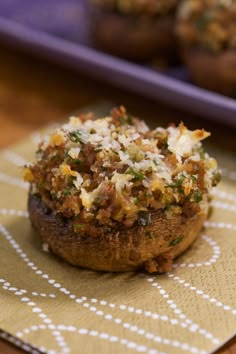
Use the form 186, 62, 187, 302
0, 113, 236, 354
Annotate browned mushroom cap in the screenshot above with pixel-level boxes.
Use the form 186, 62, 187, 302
28, 193, 208, 273
89, 0, 178, 60
182, 48, 236, 97
25, 108, 220, 273
90, 9, 176, 60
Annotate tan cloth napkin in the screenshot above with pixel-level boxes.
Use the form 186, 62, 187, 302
0, 108, 235, 354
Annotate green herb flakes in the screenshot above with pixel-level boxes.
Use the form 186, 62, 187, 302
118, 114, 133, 125
126, 167, 145, 181
146, 231, 154, 239
212, 171, 221, 186
193, 190, 203, 203
199, 147, 206, 160
153, 158, 159, 166
73, 159, 81, 165
69, 130, 83, 143
167, 174, 186, 188
63, 188, 71, 196
74, 224, 84, 231
169, 237, 183, 247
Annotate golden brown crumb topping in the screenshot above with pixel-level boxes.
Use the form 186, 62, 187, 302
91, 0, 177, 16
176, 0, 236, 52
24, 107, 221, 234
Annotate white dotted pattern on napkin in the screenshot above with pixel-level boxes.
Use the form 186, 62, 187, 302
0, 148, 235, 354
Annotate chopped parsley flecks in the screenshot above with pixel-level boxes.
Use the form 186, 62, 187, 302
146, 231, 154, 239
193, 190, 203, 203
126, 167, 145, 181
167, 174, 186, 189
69, 130, 84, 144
169, 237, 183, 247
119, 114, 133, 126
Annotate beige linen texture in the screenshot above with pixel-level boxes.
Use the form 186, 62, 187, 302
0, 116, 235, 354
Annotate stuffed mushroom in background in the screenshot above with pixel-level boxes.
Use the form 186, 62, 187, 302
89, 0, 178, 61
24, 107, 221, 273
176, 0, 236, 96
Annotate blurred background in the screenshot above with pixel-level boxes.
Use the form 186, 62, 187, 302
0, 0, 90, 43
0, 0, 235, 145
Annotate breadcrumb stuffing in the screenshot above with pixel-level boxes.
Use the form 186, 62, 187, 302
177, 0, 236, 52
25, 107, 221, 232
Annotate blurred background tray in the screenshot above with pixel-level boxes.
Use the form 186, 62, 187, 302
0, 0, 235, 127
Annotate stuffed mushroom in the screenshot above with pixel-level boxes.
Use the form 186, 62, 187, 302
176, 0, 236, 96
89, 0, 178, 61
25, 107, 221, 273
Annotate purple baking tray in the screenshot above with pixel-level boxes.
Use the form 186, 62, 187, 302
0, 0, 235, 128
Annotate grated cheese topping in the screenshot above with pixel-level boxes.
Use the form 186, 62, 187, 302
25, 107, 221, 229
167, 123, 210, 162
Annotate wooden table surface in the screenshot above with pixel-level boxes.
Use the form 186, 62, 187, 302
0, 44, 235, 354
